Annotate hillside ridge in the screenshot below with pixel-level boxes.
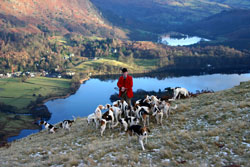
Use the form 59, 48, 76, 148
0, 0, 126, 38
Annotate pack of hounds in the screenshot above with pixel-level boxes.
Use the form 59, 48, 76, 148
40, 87, 190, 151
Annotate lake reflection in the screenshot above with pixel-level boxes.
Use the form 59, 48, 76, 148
160, 35, 209, 46
45, 73, 250, 124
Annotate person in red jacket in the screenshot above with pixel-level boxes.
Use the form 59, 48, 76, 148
117, 68, 133, 107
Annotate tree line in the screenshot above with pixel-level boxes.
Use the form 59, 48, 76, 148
0, 32, 250, 74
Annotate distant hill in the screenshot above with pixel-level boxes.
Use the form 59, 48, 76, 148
182, 9, 250, 50
209, 0, 250, 9
91, 0, 250, 41
0, 0, 126, 38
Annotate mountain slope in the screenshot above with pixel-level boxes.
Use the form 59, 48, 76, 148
90, 0, 232, 40
91, 0, 250, 41
0, 0, 126, 38
182, 9, 250, 50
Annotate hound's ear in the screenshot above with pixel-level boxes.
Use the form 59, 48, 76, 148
147, 128, 150, 133
139, 128, 144, 135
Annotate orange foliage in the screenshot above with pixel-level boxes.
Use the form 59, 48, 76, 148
0, 0, 127, 38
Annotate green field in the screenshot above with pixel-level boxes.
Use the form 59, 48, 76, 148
73, 58, 144, 73
0, 77, 71, 111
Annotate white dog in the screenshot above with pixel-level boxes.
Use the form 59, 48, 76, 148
92, 105, 106, 129
171, 87, 189, 100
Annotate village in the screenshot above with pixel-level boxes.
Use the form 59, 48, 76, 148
0, 70, 76, 79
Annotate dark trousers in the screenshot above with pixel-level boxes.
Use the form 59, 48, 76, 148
121, 91, 132, 108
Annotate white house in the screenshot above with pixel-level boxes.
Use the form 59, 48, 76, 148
66, 71, 75, 76
6, 73, 12, 78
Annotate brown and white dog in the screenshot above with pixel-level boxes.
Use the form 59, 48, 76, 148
144, 95, 160, 106
127, 125, 150, 151
40, 121, 57, 133
158, 100, 178, 118
99, 117, 113, 136
102, 108, 114, 129
105, 104, 122, 123
134, 106, 150, 126
94, 105, 106, 129
100, 119, 107, 136
152, 104, 163, 125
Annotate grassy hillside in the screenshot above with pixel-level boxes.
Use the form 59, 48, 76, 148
0, 77, 71, 111
1, 80, 249, 166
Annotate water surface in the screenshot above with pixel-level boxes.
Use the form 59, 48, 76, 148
46, 73, 250, 123
160, 35, 210, 46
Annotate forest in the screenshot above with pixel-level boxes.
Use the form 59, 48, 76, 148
1, 32, 250, 75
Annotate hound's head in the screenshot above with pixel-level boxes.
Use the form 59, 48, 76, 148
141, 126, 150, 136
144, 95, 151, 102
98, 105, 105, 110
105, 104, 111, 110
39, 121, 45, 125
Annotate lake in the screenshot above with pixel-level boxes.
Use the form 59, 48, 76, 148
7, 72, 250, 142
159, 34, 210, 46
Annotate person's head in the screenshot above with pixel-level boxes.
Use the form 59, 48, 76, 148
121, 68, 128, 77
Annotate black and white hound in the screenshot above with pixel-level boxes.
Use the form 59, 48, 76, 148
40, 121, 57, 133
127, 125, 150, 151
112, 116, 140, 131
60, 116, 76, 131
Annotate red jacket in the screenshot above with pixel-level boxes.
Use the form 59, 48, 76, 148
117, 75, 133, 98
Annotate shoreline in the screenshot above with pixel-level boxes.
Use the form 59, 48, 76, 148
38, 77, 90, 105
2, 77, 90, 143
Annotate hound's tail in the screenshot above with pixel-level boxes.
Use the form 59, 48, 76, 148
72, 115, 76, 122
111, 122, 119, 129
168, 98, 175, 102
171, 104, 178, 110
